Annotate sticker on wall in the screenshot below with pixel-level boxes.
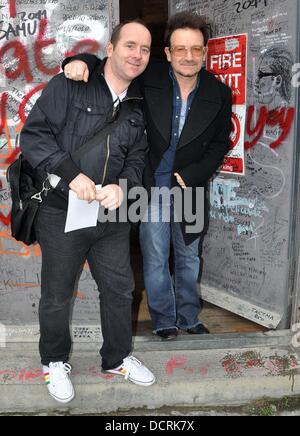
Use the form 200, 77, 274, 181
207, 34, 248, 176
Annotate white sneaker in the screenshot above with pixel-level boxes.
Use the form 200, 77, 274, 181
43, 362, 75, 404
104, 355, 156, 387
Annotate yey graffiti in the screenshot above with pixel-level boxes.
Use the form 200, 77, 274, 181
245, 105, 295, 150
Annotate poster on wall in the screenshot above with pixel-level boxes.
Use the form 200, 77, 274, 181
206, 34, 248, 176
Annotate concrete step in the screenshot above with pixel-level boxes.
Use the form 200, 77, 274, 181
1, 339, 300, 414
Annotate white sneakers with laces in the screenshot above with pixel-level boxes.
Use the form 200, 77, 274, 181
43, 362, 75, 404
42, 356, 155, 403
104, 355, 156, 386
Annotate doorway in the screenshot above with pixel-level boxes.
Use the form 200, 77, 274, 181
130, 229, 267, 336
119, 0, 168, 59
119, 0, 266, 337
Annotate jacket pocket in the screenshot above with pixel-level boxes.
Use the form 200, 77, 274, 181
117, 117, 145, 148
66, 100, 107, 137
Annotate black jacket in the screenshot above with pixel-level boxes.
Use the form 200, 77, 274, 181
20, 60, 147, 210
140, 59, 232, 188
63, 55, 232, 243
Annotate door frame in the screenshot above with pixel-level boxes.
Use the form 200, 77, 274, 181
290, 4, 300, 327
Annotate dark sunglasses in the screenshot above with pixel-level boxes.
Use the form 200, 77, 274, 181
257, 70, 275, 80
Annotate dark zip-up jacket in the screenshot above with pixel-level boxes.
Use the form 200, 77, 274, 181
62, 55, 232, 244
20, 59, 147, 210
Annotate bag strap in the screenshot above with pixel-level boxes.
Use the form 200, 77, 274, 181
72, 102, 132, 161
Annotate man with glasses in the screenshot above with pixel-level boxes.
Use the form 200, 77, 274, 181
63, 12, 232, 341
254, 46, 294, 109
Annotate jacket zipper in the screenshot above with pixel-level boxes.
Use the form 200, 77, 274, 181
100, 96, 143, 186
101, 134, 110, 186
100, 100, 116, 186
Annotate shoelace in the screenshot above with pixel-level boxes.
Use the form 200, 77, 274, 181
50, 363, 72, 383
122, 356, 142, 380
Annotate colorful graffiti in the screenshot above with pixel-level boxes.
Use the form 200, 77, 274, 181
0, 0, 108, 232
221, 351, 300, 379
0, 1, 116, 324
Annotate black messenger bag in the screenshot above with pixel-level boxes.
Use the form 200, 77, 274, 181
6, 103, 132, 246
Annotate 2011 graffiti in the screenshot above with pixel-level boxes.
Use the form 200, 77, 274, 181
0, 18, 101, 82
234, 0, 268, 14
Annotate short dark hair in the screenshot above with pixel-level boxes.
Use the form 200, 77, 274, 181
165, 12, 209, 47
110, 19, 150, 46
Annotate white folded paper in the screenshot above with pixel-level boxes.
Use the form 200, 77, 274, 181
47, 173, 61, 188
64, 185, 102, 233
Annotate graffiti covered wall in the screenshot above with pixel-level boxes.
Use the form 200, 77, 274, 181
169, 0, 300, 328
0, 0, 119, 331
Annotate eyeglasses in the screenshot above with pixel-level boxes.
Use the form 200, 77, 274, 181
169, 46, 206, 58
257, 70, 275, 80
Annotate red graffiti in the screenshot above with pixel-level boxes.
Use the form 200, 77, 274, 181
34, 19, 60, 77
0, 14, 101, 239
9, 0, 17, 18
0, 92, 8, 136
18, 84, 46, 124
0, 368, 43, 383
246, 359, 263, 369
18, 368, 43, 382
221, 356, 243, 378
245, 105, 295, 150
0, 20, 57, 83
0, 40, 33, 83
0, 370, 17, 381
199, 367, 208, 376
88, 366, 115, 380
165, 356, 188, 375
0, 212, 11, 227
65, 39, 101, 58
0, 179, 11, 226
0, 19, 101, 84
5, 146, 20, 165
0, 366, 117, 383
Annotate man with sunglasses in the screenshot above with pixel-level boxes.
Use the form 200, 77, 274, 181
63, 12, 232, 341
254, 46, 294, 109
20, 20, 155, 405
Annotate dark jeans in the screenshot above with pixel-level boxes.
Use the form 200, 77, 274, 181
34, 206, 134, 370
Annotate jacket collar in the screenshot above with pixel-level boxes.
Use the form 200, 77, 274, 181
96, 58, 143, 101
177, 68, 223, 149
143, 66, 223, 148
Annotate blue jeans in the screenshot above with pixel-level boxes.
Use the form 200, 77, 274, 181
139, 199, 202, 332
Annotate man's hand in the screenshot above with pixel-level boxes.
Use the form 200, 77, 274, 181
174, 173, 187, 189
64, 60, 89, 83
96, 185, 124, 211
69, 173, 96, 201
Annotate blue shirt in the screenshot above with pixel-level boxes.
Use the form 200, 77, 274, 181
154, 69, 200, 188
